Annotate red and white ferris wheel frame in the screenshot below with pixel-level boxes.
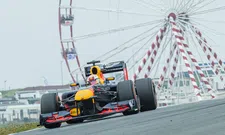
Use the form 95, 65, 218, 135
58, 0, 86, 83
132, 12, 221, 99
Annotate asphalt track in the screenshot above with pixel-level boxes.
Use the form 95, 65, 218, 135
15, 98, 225, 135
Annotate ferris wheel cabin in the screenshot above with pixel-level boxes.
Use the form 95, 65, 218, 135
60, 14, 74, 26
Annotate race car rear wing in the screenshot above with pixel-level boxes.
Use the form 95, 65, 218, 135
102, 61, 126, 73
84, 61, 128, 80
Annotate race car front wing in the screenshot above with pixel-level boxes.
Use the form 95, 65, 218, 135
38, 99, 137, 126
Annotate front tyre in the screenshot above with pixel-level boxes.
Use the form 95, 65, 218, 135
41, 93, 61, 128
117, 80, 140, 115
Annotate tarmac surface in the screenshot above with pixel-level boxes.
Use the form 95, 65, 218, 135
14, 98, 225, 135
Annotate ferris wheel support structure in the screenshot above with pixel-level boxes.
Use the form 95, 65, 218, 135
143, 27, 168, 78
169, 13, 202, 100
168, 48, 180, 88
133, 26, 167, 80
181, 42, 215, 98
175, 23, 215, 98
157, 44, 177, 89
192, 25, 225, 81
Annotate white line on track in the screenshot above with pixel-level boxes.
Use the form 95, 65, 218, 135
8, 127, 43, 135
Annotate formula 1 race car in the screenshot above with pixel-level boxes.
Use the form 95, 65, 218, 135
39, 60, 157, 129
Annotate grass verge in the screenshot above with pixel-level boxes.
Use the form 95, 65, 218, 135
0, 122, 39, 135
0, 89, 22, 98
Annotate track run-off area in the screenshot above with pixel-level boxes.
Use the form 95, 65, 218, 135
14, 97, 225, 135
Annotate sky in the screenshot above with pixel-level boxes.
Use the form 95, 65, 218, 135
0, 0, 225, 90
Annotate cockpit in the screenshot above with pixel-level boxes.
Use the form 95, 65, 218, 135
70, 60, 126, 90
84, 60, 125, 85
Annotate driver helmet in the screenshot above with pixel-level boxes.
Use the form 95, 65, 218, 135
87, 74, 100, 85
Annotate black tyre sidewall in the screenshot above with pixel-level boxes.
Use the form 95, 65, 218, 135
40, 93, 61, 128
41, 93, 60, 114
136, 78, 157, 111
117, 80, 135, 101
117, 80, 139, 115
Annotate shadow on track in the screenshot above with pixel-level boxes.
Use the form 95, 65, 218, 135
60, 113, 125, 128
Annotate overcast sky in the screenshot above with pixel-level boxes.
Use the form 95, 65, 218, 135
0, 0, 225, 90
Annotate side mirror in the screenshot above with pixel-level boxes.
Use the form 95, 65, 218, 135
70, 83, 79, 87
106, 77, 115, 81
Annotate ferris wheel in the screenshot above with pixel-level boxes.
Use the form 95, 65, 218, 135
58, 0, 225, 100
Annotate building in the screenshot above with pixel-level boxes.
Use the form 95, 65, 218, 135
0, 104, 40, 124
0, 84, 72, 124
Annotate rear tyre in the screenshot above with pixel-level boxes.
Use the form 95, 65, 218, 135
41, 93, 61, 128
117, 80, 140, 115
135, 78, 157, 112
